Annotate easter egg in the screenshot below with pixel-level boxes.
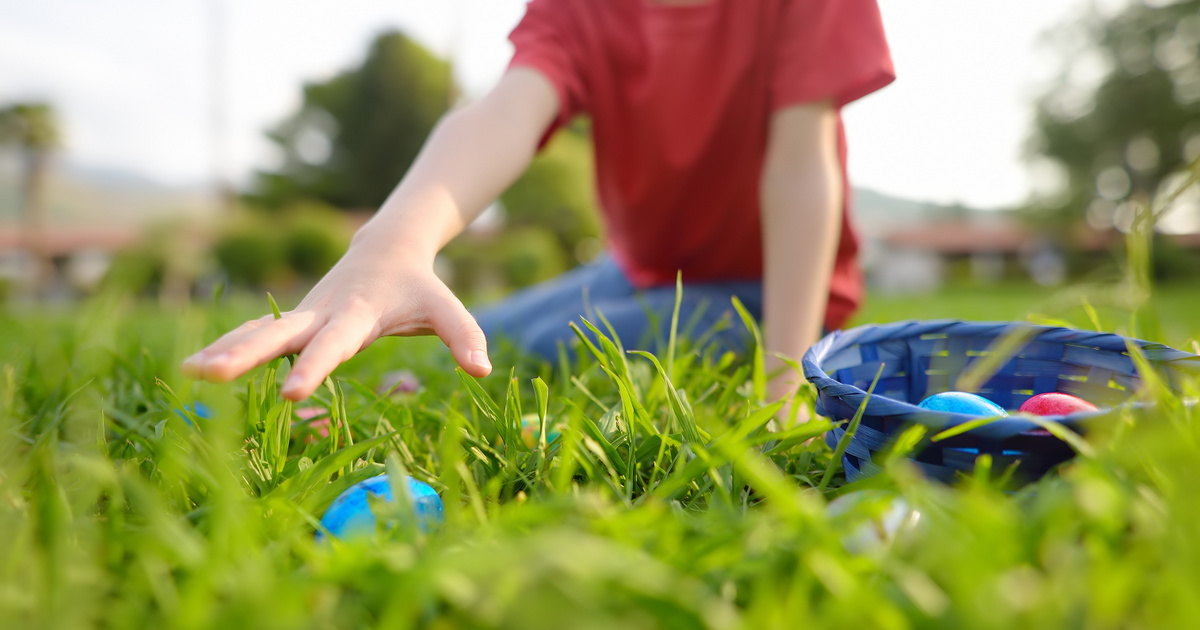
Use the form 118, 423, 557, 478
377, 370, 421, 396
520, 413, 561, 448
174, 402, 212, 425
317, 474, 444, 541
826, 490, 920, 554
917, 391, 1007, 417
1018, 392, 1098, 416
292, 407, 332, 444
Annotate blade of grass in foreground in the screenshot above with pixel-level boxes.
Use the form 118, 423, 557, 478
266, 433, 394, 505
818, 363, 884, 492
731, 296, 765, 405
267, 292, 298, 366
628, 350, 704, 445
930, 415, 1008, 442
667, 271, 682, 381
456, 367, 501, 422
954, 324, 1037, 394
532, 376, 551, 479
647, 400, 784, 503
1022, 416, 1096, 459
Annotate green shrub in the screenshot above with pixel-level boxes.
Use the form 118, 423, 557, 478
498, 227, 568, 288
500, 128, 602, 265
438, 237, 489, 295
281, 203, 351, 279
102, 246, 166, 296
1151, 236, 1200, 281
214, 219, 283, 288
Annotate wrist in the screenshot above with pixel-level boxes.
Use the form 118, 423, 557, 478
348, 226, 438, 269
350, 195, 452, 265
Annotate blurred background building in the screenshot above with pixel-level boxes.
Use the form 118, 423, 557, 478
1, 0, 1198, 305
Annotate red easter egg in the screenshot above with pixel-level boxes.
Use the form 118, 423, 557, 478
1018, 392, 1099, 417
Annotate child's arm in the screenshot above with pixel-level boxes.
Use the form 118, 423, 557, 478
182, 68, 560, 401
759, 100, 842, 407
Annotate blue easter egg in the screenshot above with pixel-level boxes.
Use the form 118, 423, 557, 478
174, 402, 212, 425
317, 474, 444, 541
917, 391, 1007, 417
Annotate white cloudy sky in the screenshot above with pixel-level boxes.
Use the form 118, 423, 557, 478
0, 0, 1109, 207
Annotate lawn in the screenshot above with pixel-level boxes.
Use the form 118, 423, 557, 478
0, 276, 1197, 629
854, 281, 1200, 351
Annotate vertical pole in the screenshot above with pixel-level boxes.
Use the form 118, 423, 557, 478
448, 0, 463, 108
21, 147, 51, 295
208, 0, 231, 212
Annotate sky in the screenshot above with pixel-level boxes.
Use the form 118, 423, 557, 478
0, 0, 1110, 208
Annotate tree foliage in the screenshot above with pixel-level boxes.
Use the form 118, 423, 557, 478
500, 122, 602, 259
1, 101, 61, 290
1031, 0, 1200, 228
250, 31, 452, 209
248, 31, 604, 292
439, 125, 603, 295
0, 102, 60, 151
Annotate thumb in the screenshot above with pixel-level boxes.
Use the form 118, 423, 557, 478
429, 291, 492, 378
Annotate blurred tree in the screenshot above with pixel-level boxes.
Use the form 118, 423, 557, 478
280, 201, 352, 279
500, 122, 603, 262
249, 31, 452, 209
1030, 0, 1200, 232
439, 123, 602, 297
0, 102, 60, 289
214, 213, 284, 289
249, 31, 604, 294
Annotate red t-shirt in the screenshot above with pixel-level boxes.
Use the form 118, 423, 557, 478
508, 0, 894, 331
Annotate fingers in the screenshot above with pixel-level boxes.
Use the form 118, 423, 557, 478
183, 311, 323, 382
280, 314, 378, 401
182, 273, 493, 400
428, 290, 492, 378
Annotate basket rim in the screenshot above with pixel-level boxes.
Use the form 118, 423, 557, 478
801, 319, 1199, 433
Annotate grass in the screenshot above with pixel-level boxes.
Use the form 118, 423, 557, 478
854, 281, 1200, 351
1, 250, 1198, 628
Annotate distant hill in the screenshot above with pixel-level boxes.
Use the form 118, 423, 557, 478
851, 187, 1001, 235
0, 152, 215, 228
0, 153, 999, 233
60, 161, 184, 192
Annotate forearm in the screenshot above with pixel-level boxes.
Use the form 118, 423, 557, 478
760, 168, 841, 365
759, 102, 842, 395
184, 71, 558, 393
352, 69, 556, 262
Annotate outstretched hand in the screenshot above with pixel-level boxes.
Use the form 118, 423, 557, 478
181, 249, 491, 401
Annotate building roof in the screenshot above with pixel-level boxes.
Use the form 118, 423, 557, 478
879, 219, 1032, 255
0, 225, 140, 256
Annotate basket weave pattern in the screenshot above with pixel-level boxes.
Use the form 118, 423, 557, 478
801, 320, 1200, 483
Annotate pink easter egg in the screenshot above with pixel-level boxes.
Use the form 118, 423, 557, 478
1018, 392, 1099, 417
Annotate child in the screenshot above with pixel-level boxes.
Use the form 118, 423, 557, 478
183, 0, 894, 406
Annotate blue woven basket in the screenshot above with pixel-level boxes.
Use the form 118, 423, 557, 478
801, 320, 1200, 484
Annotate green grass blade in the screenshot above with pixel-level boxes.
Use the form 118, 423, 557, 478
930, 415, 1008, 442
267, 292, 283, 320
954, 325, 1037, 393
730, 296, 765, 404
456, 367, 501, 422
818, 364, 884, 492
628, 350, 703, 445
266, 433, 395, 504
667, 271, 682, 381
533, 376, 550, 452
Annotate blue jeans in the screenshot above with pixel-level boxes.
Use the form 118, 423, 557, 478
473, 256, 763, 360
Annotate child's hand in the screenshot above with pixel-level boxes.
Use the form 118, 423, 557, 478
181, 69, 559, 400
181, 246, 491, 401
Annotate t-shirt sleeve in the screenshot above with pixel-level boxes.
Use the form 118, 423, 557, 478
771, 0, 895, 110
507, 0, 588, 139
